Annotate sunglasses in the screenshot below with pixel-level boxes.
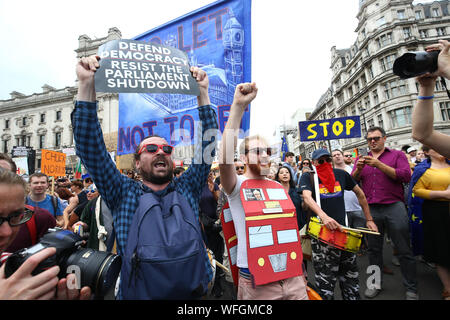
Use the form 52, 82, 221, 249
302, 162, 310, 165
366, 136, 382, 142
317, 157, 332, 165
138, 144, 174, 155
246, 147, 272, 156
344, 155, 352, 158
89, 190, 98, 193
0, 208, 33, 227
235, 166, 245, 171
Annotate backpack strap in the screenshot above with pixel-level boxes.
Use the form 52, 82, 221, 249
25, 207, 38, 245
50, 195, 58, 216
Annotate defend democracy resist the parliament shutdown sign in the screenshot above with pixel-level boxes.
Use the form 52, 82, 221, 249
116, 0, 252, 155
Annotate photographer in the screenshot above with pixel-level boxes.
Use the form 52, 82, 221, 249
0, 169, 91, 300
412, 39, 450, 158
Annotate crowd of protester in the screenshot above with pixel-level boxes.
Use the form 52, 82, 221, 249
0, 39, 449, 300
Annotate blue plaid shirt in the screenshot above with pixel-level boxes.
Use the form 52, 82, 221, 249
71, 100, 218, 284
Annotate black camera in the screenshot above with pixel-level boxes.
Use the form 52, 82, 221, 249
4, 228, 121, 298
393, 50, 440, 79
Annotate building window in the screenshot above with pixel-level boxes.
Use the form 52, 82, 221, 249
337, 93, 344, 106
377, 114, 384, 128
354, 81, 360, 92
361, 75, 367, 87
403, 27, 412, 39
397, 10, 406, 19
415, 11, 422, 19
55, 132, 62, 148
5, 119, 9, 129
351, 106, 357, 116
39, 135, 45, 149
56, 110, 62, 121
40, 113, 45, 123
377, 33, 392, 48
367, 118, 375, 128
384, 80, 407, 99
2, 140, 8, 154
389, 106, 412, 128
380, 54, 396, 72
376, 16, 386, 27
440, 102, 450, 121
19, 135, 26, 147
436, 27, 446, 36
364, 96, 371, 109
22, 117, 27, 126
432, 8, 440, 17
368, 64, 374, 80
372, 90, 379, 105
419, 29, 428, 38
348, 87, 353, 98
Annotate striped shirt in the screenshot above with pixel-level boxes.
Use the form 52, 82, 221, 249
71, 100, 218, 287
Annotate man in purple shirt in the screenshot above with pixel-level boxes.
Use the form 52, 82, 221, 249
352, 127, 418, 300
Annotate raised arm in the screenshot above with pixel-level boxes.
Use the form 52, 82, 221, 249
219, 83, 257, 195
412, 40, 450, 159
71, 55, 126, 211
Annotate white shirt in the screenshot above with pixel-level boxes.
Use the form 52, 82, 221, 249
225, 175, 249, 268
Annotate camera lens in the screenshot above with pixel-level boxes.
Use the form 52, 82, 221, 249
65, 249, 122, 298
393, 51, 440, 79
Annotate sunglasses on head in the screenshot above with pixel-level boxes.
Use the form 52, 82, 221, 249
366, 136, 382, 142
246, 147, 272, 156
138, 144, 174, 155
235, 166, 245, 170
317, 157, 332, 165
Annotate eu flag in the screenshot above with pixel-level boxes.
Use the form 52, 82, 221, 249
281, 136, 289, 161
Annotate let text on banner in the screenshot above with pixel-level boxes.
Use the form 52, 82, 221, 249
298, 116, 362, 142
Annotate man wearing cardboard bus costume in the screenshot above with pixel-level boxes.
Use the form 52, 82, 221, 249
219, 83, 308, 300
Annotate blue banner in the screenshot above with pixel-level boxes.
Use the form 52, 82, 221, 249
298, 116, 362, 142
117, 0, 252, 155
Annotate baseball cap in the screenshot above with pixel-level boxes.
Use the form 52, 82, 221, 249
407, 147, 417, 153
311, 149, 330, 160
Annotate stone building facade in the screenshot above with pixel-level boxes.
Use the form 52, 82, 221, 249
300, 0, 450, 157
0, 28, 123, 172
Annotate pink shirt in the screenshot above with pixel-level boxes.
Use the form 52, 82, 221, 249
352, 148, 411, 204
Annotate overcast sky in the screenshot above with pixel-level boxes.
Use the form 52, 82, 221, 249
0, 0, 435, 137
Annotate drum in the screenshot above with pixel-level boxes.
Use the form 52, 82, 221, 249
307, 216, 362, 253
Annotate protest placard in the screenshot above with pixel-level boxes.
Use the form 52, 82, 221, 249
299, 116, 362, 142
41, 149, 66, 177
95, 39, 200, 96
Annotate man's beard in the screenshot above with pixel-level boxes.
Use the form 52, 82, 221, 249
139, 157, 173, 185
247, 163, 271, 176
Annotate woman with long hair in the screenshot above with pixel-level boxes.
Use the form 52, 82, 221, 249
275, 166, 305, 230
408, 145, 450, 300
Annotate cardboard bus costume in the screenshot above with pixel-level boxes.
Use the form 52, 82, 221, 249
221, 179, 303, 286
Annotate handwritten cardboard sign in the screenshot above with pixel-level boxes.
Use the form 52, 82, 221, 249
41, 149, 66, 177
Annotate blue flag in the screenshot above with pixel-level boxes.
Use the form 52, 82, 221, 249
281, 135, 289, 161
116, 0, 252, 155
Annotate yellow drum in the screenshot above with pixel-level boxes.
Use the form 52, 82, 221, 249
307, 217, 362, 253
